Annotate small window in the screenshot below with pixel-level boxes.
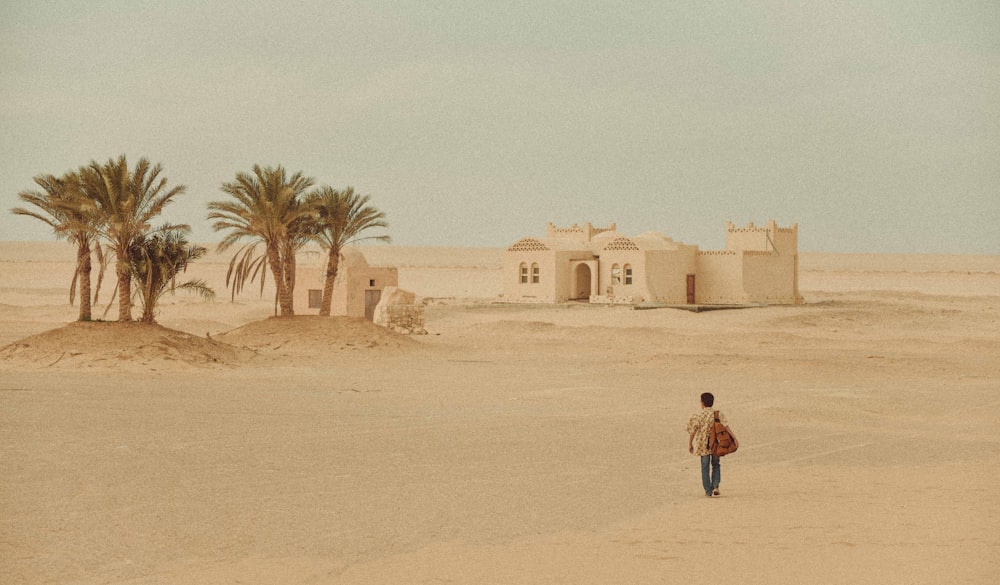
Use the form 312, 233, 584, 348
520, 262, 528, 284
369, 279, 375, 287
531, 263, 540, 284
624, 264, 633, 285
308, 289, 322, 309
611, 264, 621, 285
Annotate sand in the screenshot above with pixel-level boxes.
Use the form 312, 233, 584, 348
1, 241, 998, 584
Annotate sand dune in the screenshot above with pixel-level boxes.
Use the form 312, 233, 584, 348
1, 242, 998, 584
0, 321, 250, 370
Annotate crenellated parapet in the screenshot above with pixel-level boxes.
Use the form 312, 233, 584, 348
546, 222, 617, 242
725, 219, 798, 254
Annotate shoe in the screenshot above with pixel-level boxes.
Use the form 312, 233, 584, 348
712, 488, 720, 496
706, 492, 713, 497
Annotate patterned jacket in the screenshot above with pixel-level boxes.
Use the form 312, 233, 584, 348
687, 408, 728, 457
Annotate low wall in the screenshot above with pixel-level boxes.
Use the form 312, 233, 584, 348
382, 304, 426, 335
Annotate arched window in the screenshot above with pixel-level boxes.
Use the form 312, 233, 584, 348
519, 262, 529, 284
624, 264, 633, 285
531, 263, 540, 284
611, 264, 621, 285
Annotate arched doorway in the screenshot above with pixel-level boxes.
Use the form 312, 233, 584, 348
573, 263, 592, 300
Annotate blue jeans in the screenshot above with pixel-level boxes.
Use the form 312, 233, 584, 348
701, 454, 720, 495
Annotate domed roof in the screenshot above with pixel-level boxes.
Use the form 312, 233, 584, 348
340, 247, 370, 268
508, 236, 595, 252
507, 224, 686, 254
598, 231, 681, 252
633, 231, 681, 250
508, 237, 550, 252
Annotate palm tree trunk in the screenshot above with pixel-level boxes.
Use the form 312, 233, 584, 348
116, 246, 132, 321
280, 249, 296, 316
139, 274, 155, 323
140, 300, 156, 323
319, 247, 339, 317
76, 240, 92, 321
266, 245, 291, 316
116, 268, 132, 321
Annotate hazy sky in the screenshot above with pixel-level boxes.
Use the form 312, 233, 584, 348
2, 1, 998, 253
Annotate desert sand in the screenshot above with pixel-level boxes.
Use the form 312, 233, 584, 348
1, 241, 999, 585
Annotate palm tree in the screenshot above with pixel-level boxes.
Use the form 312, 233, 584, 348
79, 156, 187, 321
207, 165, 315, 316
126, 226, 214, 323
11, 171, 104, 321
305, 186, 390, 316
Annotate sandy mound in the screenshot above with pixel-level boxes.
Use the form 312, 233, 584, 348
0, 317, 420, 370
0, 321, 249, 370
216, 315, 418, 357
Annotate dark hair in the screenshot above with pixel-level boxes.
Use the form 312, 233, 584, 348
701, 392, 715, 407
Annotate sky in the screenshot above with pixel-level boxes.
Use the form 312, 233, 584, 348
2, 1, 998, 253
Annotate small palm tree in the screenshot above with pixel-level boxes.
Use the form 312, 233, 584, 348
11, 171, 105, 321
207, 165, 315, 316
305, 186, 390, 316
126, 227, 214, 323
79, 156, 187, 321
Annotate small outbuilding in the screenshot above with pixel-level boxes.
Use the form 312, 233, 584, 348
295, 248, 398, 319
503, 220, 801, 305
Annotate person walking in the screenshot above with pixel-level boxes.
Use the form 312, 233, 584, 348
687, 392, 729, 497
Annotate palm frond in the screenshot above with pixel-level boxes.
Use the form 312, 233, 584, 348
173, 279, 216, 301
93, 243, 109, 305
304, 184, 391, 251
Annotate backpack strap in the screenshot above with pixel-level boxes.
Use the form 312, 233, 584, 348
707, 410, 720, 450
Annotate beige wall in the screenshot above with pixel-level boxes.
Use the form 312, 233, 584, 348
741, 252, 800, 304
504, 250, 557, 302
551, 251, 581, 302
696, 250, 801, 305
294, 256, 327, 311
504, 249, 598, 302
595, 250, 642, 299
330, 266, 399, 318
294, 255, 398, 317
588, 247, 698, 304
726, 220, 798, 254
695, 252, 743, 304
726, 225, 770, 252
643, 248, 697, 303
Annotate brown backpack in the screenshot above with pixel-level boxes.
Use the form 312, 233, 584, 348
708, 410, 739, 457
